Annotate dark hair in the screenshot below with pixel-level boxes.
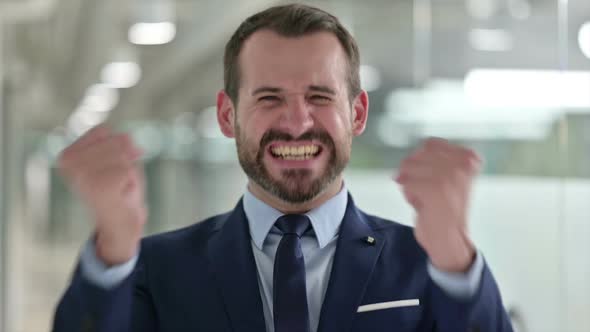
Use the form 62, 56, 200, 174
223, 3, 361, 105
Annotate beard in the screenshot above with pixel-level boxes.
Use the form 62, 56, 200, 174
235, 126, 350, 204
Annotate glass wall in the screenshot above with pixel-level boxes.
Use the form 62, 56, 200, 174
1, 0, 589, 331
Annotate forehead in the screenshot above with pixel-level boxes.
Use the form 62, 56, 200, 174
238, 30, 348, 92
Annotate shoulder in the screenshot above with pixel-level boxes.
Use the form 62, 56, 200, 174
358, 208, 414, 238
140, 211, 230, 255
345, 192, 416, 246
357, 209, 427, 261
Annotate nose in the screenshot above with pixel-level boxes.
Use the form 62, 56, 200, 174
277, 96, 315, 138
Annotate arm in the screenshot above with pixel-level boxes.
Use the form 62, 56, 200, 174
428, 262, 513, 332
424, 251, 512, 331
53, 125, 152, 332
52, 244, 157, 332
396, 138, 513, 331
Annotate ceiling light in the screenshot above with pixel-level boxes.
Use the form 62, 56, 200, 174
101, 61, 142, 88
129, 22, 176, 45
383, 79, 562, 141
67, 109, 109, 137
464, 69, 590, 108
578, 22, 590, 59
81, 84, 119, 112
469, 29, 513, 52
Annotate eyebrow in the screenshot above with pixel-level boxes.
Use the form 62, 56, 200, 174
309, 85, 336, 95
251, 85, 336, 96
252, 86, 282, 96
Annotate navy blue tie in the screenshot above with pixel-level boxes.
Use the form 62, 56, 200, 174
273, 214, 311, 332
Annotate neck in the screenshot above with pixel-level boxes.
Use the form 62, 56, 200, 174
247, 176, 344, 214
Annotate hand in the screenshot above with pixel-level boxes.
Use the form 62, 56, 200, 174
58, 125, 147, 266
395, 138, 480, 273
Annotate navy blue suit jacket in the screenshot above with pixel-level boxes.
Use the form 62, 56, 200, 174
53, 195, 513, 332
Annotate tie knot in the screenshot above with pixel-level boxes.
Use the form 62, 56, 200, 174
275, 214, 311, 237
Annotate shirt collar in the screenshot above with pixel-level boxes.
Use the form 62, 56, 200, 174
243, 184, 348, 250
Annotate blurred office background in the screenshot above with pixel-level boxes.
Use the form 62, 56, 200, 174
0, 0, 589, 331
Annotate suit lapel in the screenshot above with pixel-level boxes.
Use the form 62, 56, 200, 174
208, 200, 267, 332
317, 195, 385, 332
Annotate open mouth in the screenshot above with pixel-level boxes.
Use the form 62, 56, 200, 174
268, 143, 323, 161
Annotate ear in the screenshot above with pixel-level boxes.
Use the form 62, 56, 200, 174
217, 90, 236, 138
351, 90, 369, 136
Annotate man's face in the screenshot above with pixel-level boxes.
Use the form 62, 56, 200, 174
220, 30, 367, 203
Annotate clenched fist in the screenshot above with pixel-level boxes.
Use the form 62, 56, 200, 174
396, 138, 480, 273
58, 126, 147, 266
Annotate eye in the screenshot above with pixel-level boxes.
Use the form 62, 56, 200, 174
259, 95, 281, 102
309, 95, 332, 104
312, 95, 329, 100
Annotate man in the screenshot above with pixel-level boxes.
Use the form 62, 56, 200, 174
53, 4, 513, 332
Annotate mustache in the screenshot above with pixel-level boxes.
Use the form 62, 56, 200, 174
259, 129, 334, 149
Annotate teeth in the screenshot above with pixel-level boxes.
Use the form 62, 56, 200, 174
271, 144, 320, 159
